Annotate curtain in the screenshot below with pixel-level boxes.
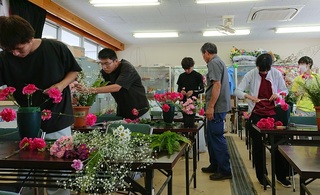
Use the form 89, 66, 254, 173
9, 0, 47, 38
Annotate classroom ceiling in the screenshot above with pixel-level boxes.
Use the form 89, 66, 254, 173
52, 0, 320, 45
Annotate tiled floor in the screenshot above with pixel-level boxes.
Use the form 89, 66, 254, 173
133, 132, 320, 195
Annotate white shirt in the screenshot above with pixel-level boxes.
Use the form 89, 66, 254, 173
234, 67, 288, 113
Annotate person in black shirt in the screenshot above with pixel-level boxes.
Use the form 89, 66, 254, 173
177, 57, 204, 102
0, 15, 81, 195
82, 48, 150, 119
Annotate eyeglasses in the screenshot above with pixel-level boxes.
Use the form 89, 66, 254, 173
98, 60, 114, 66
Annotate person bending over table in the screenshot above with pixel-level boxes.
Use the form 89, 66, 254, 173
76, 48, 150, 120
234, 53, 291, 187
0, 15, 82, 195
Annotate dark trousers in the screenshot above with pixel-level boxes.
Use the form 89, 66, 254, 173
248, 113, 289, 183
206, 112, 231, 175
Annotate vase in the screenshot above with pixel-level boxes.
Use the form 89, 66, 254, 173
182, 113, 196, 128
162, 104, 175, 123
73, 106, 91, 128
275, 105, 290, 126
315, 106, 320, 131
17, 107, 41, 139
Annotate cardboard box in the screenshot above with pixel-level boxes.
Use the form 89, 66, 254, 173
67, 45, 85, 58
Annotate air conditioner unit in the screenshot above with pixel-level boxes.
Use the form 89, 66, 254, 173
247, 5, 304, 23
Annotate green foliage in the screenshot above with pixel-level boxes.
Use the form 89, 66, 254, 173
74, 71, 109, 106
284, 90, 297, 105
297, 77, 320, 106
150, 131, 191, 156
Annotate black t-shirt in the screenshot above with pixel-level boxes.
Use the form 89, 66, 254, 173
0, 38, 82, 133
177, 70, 204, 100
101, 59, 149, 119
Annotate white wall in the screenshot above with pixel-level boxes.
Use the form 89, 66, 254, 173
117, 38, 320, 68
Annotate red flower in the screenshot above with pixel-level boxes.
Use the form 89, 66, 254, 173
86, 113, 97, 126
162, 104, 170, 112
0, 108, 16, 122
47, 88, 62, 103
33, 138, 47, 151
132, 108, 139, 116
22, 84, 38, 95
0, 86, 15, 100
19, 137, 33, 150
274, 121, 283, 126
41, 109, 52, 121
281, 103, 289, 111
198, 108, 205, 116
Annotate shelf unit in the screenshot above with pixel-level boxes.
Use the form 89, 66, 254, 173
135, 66, 171, 98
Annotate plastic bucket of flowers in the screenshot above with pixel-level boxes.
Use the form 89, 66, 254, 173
17, 107, 41, 139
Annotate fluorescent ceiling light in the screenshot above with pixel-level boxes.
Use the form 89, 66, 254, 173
275, 26, 320, 33
196, 0, 258, 4
133, 32, 179, 38
203, 30, 250, 36
90, 0, 160, 7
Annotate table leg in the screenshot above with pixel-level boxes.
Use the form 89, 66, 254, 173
262, 135, 267, 190
193, 135, 197, 188
167, 170, 173, 195
145, 170, 154, 195
185, 146, 190, 195
270, 135, 276, 195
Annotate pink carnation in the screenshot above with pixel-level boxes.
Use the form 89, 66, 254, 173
198, 108, 205, 116
19, 137, 33, 150
0, 108, 17, 122
47, 88, 62, 103
162, 104, 170, 112
41, 109, 52, 121
274, 121, 283, 126
86, 113, 97, 126
281, 103, 289, 111
33, 138, 47, 151
132, 108, 139, 116
71, 159, 84, 171
22, 84, 38, 95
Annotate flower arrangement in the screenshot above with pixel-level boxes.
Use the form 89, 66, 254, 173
230, 46, 261, 61
0, 84, 97, 127
297, 75, 320, 107
177, 96, 205, 115
153, 92, 183, 112
70, 71, 108, 106
0, 84, 62, 122
256, 117, 283, 129
50, 126, 154, 193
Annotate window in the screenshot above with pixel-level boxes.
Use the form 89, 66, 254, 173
42, 21, 58, 39
84, 39, 98, 60
42, 21, 105, 59
61, 28, 80, 47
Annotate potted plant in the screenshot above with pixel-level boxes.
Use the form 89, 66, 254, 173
70, 71, 108, 127
177, 96, 205, 127
150, 130, 191, 156
0, 84, 63, 138
297, 77, 320, 130
153, 92, 183, 123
